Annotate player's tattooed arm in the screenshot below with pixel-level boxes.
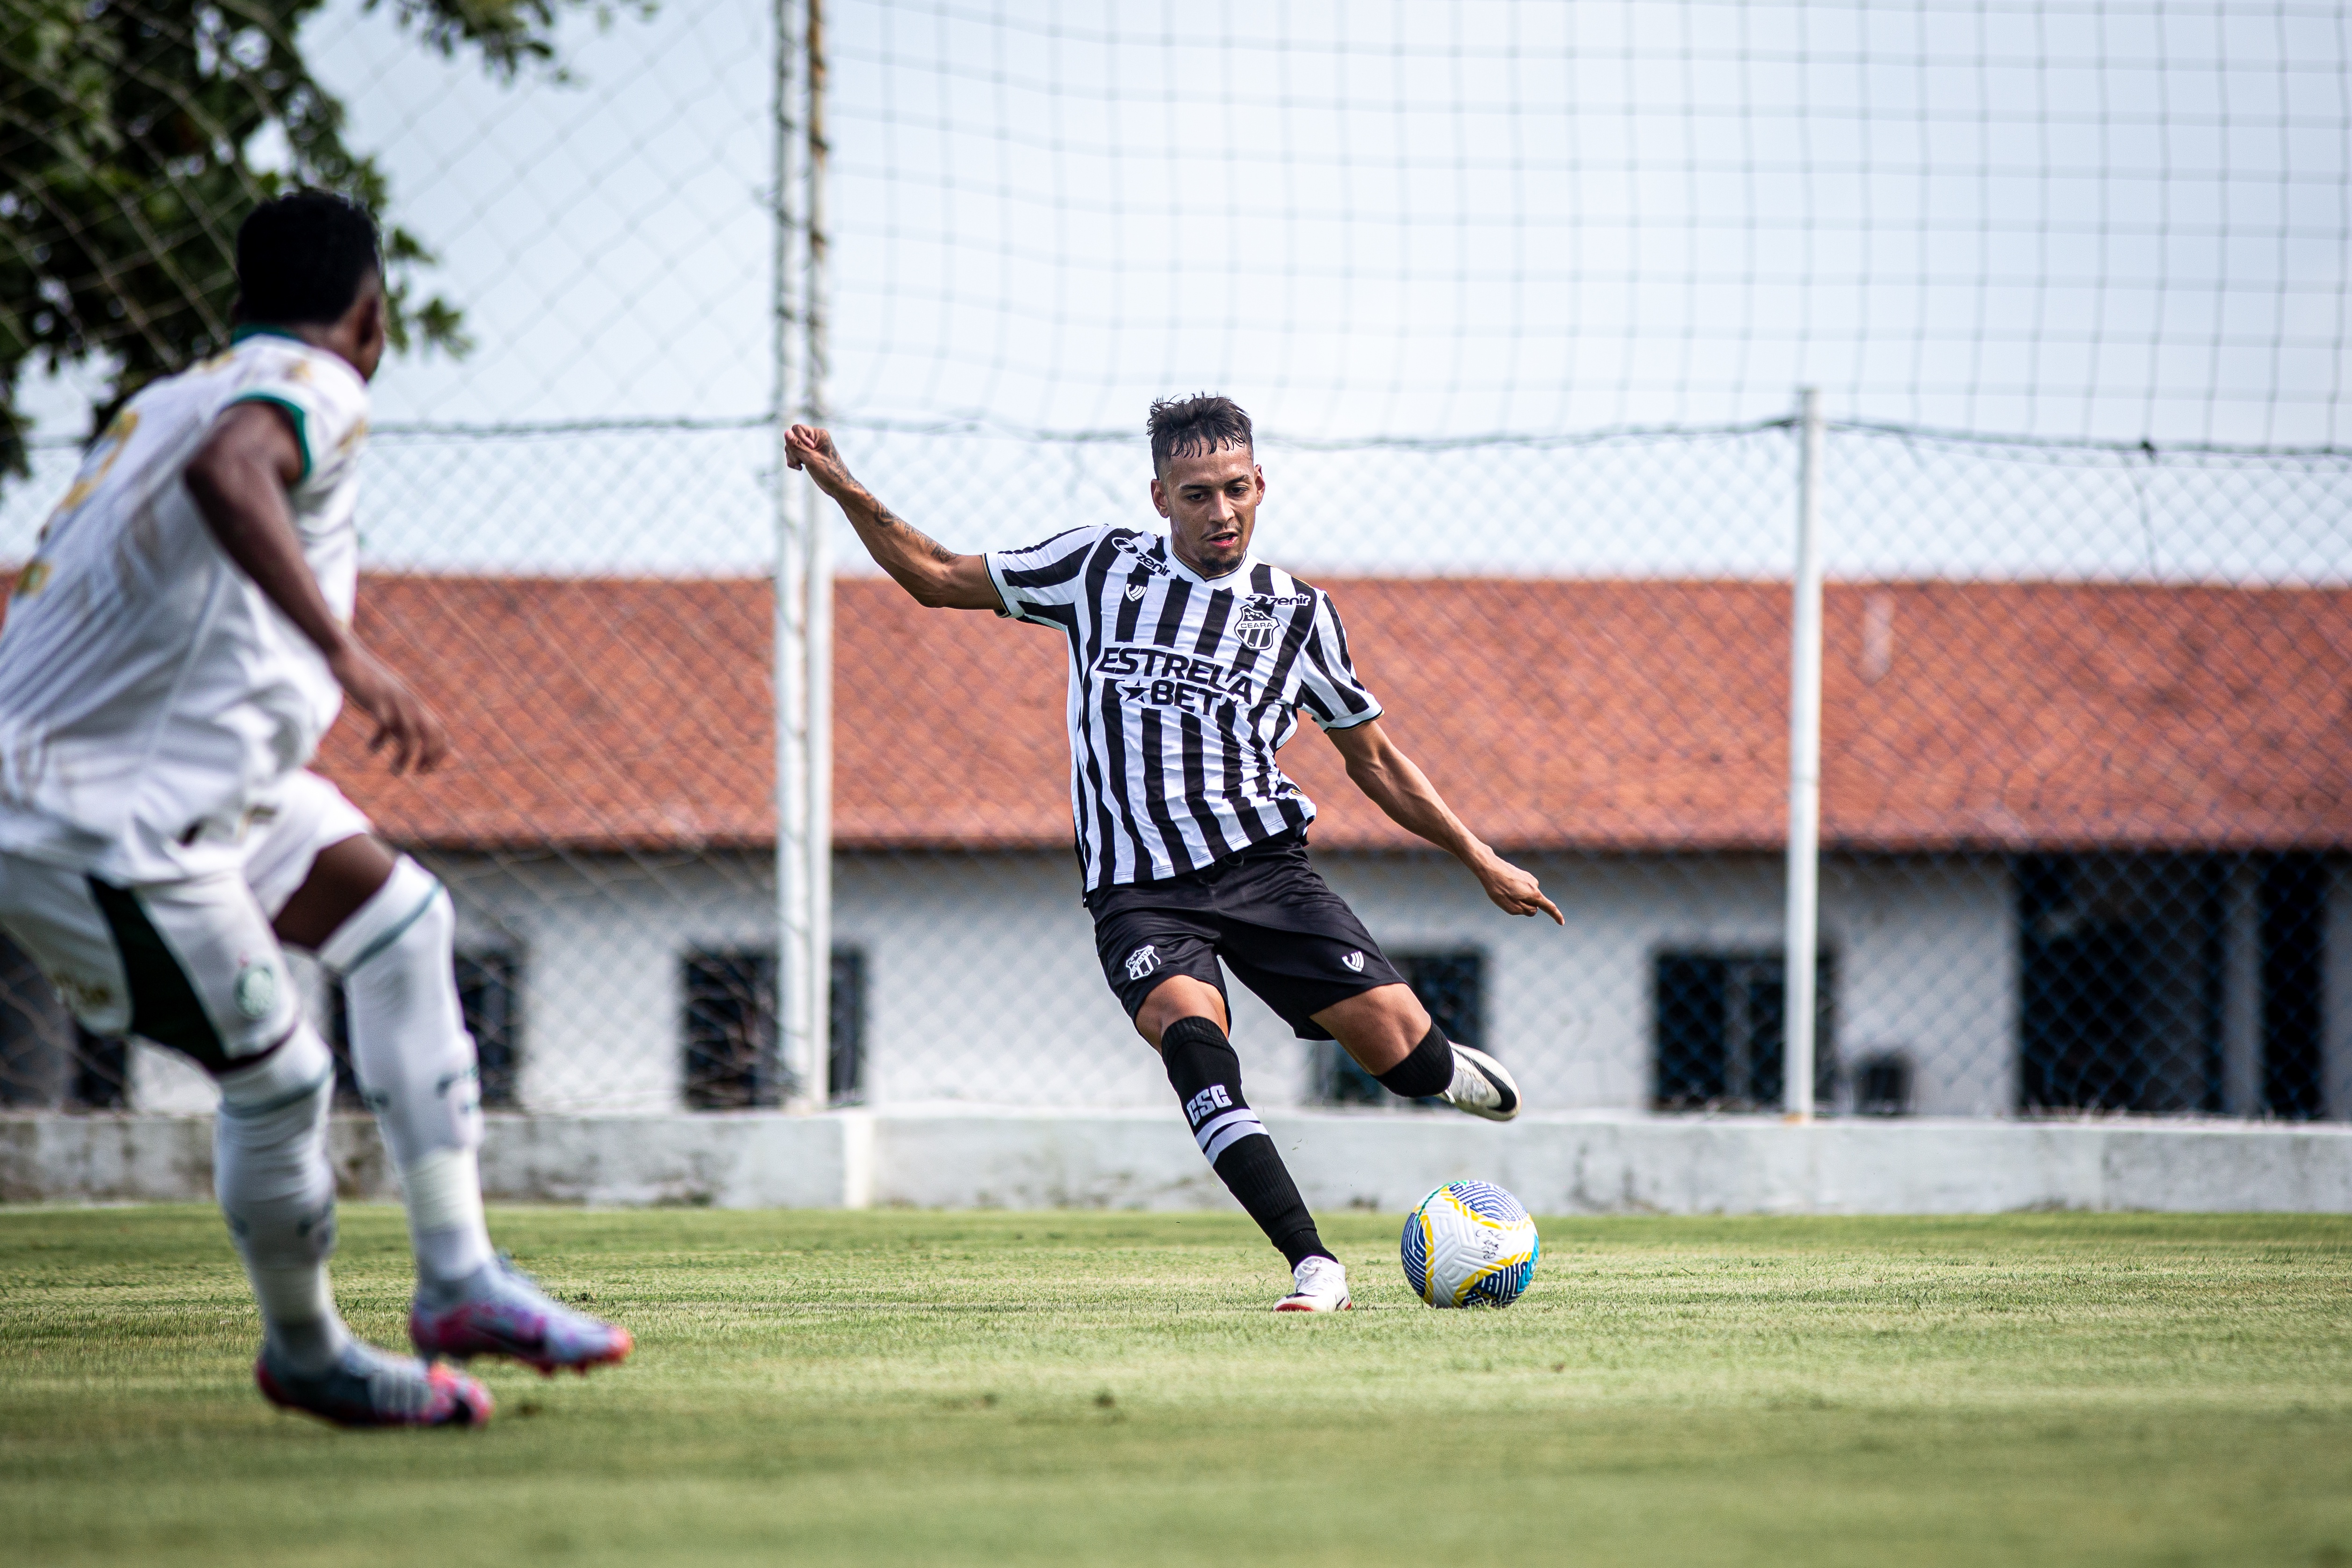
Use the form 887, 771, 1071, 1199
874, 501, 960, 566
783, 424, 1002, 611
186, 403, 450, 775
1325, 718, 1565, 925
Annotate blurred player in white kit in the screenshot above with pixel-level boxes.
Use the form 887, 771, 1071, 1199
0, 191, 630, 1426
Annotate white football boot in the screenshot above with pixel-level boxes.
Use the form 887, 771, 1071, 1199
1275, 1255, 1352, 1312
1442, 1044, 1521, 1122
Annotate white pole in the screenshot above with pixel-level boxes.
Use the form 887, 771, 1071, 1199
1784, 388, 1826, 1122
772, 0, 821, 1112
800, 0, 833, 1109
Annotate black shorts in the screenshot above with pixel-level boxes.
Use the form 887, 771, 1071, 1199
1087, 829, 1405, 1040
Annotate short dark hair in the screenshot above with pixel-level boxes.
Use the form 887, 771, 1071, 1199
234, 190, 382, 327
1147, 393, 1253, 475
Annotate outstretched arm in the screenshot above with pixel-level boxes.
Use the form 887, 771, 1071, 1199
783, 424, 1002, 611
184, 403, 449, 775
1325, 718, 1564, 924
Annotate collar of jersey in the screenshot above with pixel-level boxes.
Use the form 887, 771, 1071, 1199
230, 324, 307, 345
1163, 546, 1257, 590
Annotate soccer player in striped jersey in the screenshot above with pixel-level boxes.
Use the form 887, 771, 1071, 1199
786, 394, 1562, 1312
0, 193, 629, 1424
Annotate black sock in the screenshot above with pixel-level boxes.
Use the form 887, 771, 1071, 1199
1374, 1022, 1455, 1100
1160, 1015, 1333, 1270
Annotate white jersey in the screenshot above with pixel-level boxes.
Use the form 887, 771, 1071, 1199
0, 329, 369, 885
985, 525, 1382, 891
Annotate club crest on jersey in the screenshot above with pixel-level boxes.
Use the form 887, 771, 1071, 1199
1125, 584, 1147, 602
1342, 950, 1365, 972
1234, 605, 1281, 650
1124, 944, 1160, 981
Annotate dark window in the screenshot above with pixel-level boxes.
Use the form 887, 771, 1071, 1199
1315, 949, 1484, 1107
327, 948, 525, 1110
683, 950, 781, 1110
1653, 949, 1835, 1112
829, 947, 866, 1104
2261, 855, 2330, 1119
2016, 853, 2240, 1115
455, 951, 521, 1109
683, 947, 867, 1110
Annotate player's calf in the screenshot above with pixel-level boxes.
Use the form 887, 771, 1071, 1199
1159, 1014, 1340, 1280
319, 855, 495, 1288
1363, 1021, 1520, 1122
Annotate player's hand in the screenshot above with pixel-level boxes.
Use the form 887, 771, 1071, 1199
328, 641, 451, 776
1476, 853, 1565, 924
784, 423, 853, 494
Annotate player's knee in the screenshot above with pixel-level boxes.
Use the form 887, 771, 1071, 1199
317, 855, 450, 980
1137, 975, 1226, 1048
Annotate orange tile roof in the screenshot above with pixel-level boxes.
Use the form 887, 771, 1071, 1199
302, 574, 2350, 854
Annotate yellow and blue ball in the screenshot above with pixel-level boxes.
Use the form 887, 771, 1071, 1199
1400, 1180, 1539, 1308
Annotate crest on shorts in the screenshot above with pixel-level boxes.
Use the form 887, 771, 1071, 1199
233, 959, 278, 1020
1341, 950, 1365, 973
1124, 944, 1160, 981
1234, 605, 1280, 651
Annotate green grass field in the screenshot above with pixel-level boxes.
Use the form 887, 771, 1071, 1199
3, 1207, 2349, 1567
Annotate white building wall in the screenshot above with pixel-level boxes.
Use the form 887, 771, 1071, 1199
416, 850, 776, 1114
1825, 857, 2015, 1115
404, 847, 2021, 1116
92, 849, 2352, 1122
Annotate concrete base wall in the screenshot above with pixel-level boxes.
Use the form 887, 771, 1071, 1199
6, 1110, 2352, 1214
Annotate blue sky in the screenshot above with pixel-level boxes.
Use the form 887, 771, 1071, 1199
10, 0, 2347, 577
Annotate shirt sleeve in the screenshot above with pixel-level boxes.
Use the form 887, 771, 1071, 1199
1294, 593, 1383, 731
984, 525, 1111, 624
228, 347, 370, 491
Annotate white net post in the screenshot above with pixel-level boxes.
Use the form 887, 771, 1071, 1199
1784, 389, 1826, 1122
773, 0, 830, 1112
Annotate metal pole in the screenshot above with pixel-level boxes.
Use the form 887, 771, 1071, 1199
799, 0, 833, 1109
1784, 388, 1825, 1122
772, 0, 819, 1111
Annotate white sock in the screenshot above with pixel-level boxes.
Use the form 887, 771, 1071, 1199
321, 856, 495, 1290
402, 1146, 494, 1286
214, 1027, 350, 1372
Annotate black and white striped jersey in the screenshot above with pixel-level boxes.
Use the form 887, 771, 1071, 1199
985, 525, 1382, 891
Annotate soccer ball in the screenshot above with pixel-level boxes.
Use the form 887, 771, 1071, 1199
1400, 1180, 1539, 1308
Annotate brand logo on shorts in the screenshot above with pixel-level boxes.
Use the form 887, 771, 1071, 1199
1124, 944, 1160, 981
1125, 584, 1148, 602
1341, 950, 1365, 973
1234, 605, 1280, 651
232, 960, 278, 1021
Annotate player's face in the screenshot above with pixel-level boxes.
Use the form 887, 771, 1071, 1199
1151, 443, 1263, 578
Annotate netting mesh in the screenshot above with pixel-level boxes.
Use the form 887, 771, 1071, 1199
1, 0, 2347, 1118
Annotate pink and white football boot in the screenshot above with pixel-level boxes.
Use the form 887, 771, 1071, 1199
1274, 1256, 1352, 1312
256, 1338, 493, 1428
409, 1257, 633, 1377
